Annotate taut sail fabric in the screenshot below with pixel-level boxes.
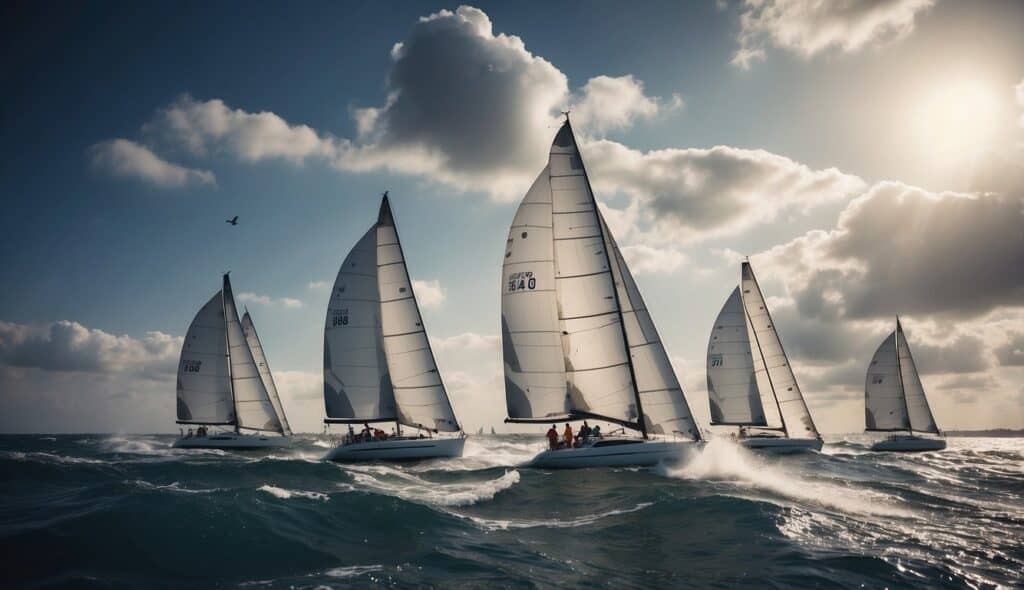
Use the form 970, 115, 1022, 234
502, 119, 699, 439
706, 287, 768, 426
176, 291, 234, 425
242, 311, 292, 436
865, 320, 939, 434
739, 262, 818, 439
223, 276, 283, 433
323, 196, 460, 432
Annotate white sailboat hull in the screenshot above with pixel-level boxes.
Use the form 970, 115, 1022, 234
172, 432, 292, 450
323, 436, 465, 462
870, 436, 946, 452
740, 437, 823, 453
528, 439, 701, 469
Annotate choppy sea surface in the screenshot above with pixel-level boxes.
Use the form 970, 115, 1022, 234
1, 434, 1021, 589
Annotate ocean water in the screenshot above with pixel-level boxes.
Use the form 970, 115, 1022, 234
1, 434, 1021, 589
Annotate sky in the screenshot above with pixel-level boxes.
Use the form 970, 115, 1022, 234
1, 0, 1023, 434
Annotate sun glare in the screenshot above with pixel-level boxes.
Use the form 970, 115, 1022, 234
911, 77, 1002, 165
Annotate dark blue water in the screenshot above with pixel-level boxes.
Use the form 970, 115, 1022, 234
1, 435, 1021, 588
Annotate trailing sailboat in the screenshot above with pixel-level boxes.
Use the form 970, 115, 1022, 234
322, 195, 465, 462
502, 118, 701, 469
706, 261, 822, 452
865, 318, 946, 452
173, 274, 292, 449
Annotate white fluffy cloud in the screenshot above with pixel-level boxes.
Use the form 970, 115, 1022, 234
570, 75, 681, 135
90, 139, 215, 188
620, 244, 687, 275
411, 279, 446, 310
732, 0, 935, 68
585, 140, 866, 242
0, 320, 180, 376
237, 292, 304, 309
432, 332, 499, 351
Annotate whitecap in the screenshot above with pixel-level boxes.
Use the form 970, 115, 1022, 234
324, 565, 383, 578
127, 480, 224, 494
2, 451, 106, 465
344, 466, 520, 507
258, 484, 329, 502
456, 502, 654, 531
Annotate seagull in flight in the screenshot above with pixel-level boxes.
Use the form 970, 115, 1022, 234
226, 216, 239, 226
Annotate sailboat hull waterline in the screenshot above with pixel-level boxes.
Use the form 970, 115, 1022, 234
739, 437, 822, 453
172, 432, 292, 450
529, 439, 700, 469
870, 436, 946, 452
323, 436, 465, 462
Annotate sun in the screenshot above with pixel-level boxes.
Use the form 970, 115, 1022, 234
911, 77, 1002, 165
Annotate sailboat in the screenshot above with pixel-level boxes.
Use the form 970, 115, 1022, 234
865, 318, 946, 452
501, 118, 702, 469
322, 194, 465, 462
706, 261, 822, 452
490, 426, 496, 435
173, 274, 292, 449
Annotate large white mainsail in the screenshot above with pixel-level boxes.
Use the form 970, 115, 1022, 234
323, 196, 460, 432
177, 291, 234, 425
865, 319, 940, 434
706, 262, 819, 439
502, 119, 699, 440
176, 275, 286, 434
242, 310, 292, 436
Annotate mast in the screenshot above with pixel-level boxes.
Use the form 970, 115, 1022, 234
222, 273, 240, 434
894, 317, 914, 436
563, 115, 647, 438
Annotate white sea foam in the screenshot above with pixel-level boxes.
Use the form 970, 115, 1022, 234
408, 438, 539, 473
128, 480, 223, 494
458, 502, 655, 531
659, 438, 914, 518
344, 465, 520, 507
2, 451, 106, 465
258, 484, 329, 502
324, 565, 384, 578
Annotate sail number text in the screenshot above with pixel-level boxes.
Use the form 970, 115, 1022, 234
507, 271, 537, 292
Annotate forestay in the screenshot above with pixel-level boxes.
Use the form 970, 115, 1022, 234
739, 262, 818, 439
242, 311, 292, 436
223, 276, 283, 433
323, 197, 460, 432
706, 287, 768, 426
176, 291, 234, 425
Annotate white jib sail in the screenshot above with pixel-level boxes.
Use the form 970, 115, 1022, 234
376, 198, 460, 432
897, 321, 940, 434
242, 310, 292, 436
223, 276, 283, 433
740, 262, 819, 439
707, 287, 768, 426
176, 291, 234, 425
865, 331, 908, 431
604, 215, 700, 439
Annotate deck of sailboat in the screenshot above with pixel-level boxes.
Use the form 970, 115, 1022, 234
528, 437, 702, 469
870, 434, 946, 452
323, 435, 465, 462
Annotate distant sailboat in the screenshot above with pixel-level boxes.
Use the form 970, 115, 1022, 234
490, 426, 496, 435
706, 261, 822, 452
322, 194, 465, 461
477, 427, 484, 435
865, 318, 946, 452
173, 274, 292, 449
502, 117, 701, 468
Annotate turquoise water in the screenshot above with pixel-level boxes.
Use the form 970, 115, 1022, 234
1, 435, 1021, 588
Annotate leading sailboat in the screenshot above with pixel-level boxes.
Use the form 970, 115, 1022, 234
322, 195, 465, 462
173, 274, 293, 449
864, 318, 946, 452
502, 118, 702, 469
706, 261, 822, 452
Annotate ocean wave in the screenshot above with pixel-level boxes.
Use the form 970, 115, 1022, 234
127, 480, 224, 494
457, 502, 654, 531
344, 465, 520, 507
658, 439, 914, 519
257, 484, 329, 502
325, 565, 384, 578
2, 451, 107, 465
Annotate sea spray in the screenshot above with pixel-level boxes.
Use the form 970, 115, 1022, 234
659, 438, 914, 518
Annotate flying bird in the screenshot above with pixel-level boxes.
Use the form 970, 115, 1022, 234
226, 216, 239, 226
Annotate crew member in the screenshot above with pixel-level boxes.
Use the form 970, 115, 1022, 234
546, 424, 559, 450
